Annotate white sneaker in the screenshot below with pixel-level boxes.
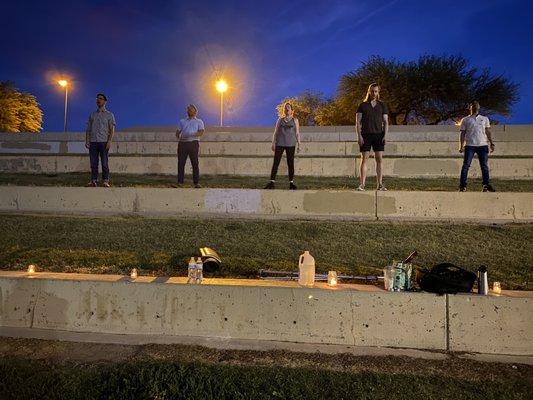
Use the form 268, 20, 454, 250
377, 184, 388, 191
356, 184, 365, 191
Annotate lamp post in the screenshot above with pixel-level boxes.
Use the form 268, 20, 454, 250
57, 80, 69, 132
215, 79, 228, 127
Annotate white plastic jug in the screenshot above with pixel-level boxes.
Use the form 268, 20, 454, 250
298, 251, 315, 287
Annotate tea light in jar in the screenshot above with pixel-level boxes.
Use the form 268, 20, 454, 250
130, 268, 138, 279
327, 271, 338, 287
492, 282, 501, 295
27, 264, 36, 274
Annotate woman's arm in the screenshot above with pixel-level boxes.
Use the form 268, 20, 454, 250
295, 118, 301, 151
271, 118, 280, 152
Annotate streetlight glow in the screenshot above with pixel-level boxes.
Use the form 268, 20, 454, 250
57, 79, 68, 87
216, 79, 228, 93
57, 79, 69, 131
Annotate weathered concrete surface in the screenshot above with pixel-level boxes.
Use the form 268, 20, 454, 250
0, 186, 377, 219
1, 154, 531, 178
2, 186, 532, 221
2, 140, 532, 157
0, 272, 447, 350
448, 294, 533, 355
376, 191, 533, 221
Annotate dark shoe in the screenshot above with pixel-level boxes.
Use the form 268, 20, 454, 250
264, 181, 275, 189
459, 186, 467, 192
171, 183, 182, 188
483, 184, 496, 192
377, 184, 388, 191
194, 183, 202, 189
289, 182, 297, 190
86, 181, 97, 187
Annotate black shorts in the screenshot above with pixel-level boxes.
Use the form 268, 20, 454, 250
360, 132, 385, 152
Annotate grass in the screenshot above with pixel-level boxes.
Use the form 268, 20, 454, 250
0, 172, 532, 191
0, 214, 531, 289
0, 337, 532, 400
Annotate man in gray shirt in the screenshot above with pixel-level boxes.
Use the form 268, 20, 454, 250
85, 93, 116, 187
175, 104, 205, 188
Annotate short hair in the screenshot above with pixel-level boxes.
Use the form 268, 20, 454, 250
187, 104, 198, 113
96, 93, 107, 101
469, 100, 480, 108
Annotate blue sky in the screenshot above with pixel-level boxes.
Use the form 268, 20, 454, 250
2, 0, 532, 130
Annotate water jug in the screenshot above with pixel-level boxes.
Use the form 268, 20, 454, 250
298, 251, 315, 287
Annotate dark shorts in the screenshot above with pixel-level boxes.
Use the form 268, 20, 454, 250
360, 132, 385, 152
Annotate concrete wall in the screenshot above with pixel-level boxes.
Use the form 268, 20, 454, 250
1, 272, 531, 354
2, 140, 532, 157
1, 186, 532, 221
1, 154, 531, 178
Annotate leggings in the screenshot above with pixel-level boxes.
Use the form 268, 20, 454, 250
270, 146, 295, 181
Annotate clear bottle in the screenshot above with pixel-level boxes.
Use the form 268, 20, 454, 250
187, 257, 196, 284
195, 257, 203, 284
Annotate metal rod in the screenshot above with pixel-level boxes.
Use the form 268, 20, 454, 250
63, 86, 68, 132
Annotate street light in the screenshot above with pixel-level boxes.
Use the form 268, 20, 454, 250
57, 80, 69, 132
215, 79, 228, 127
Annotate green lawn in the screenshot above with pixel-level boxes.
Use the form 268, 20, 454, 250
0, 172, 532, 191
1, 214, 531, 289
1, 337, 531, 400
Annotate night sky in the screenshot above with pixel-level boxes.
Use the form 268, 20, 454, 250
2, 0, 532, 131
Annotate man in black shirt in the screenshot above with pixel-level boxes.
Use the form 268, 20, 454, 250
355, 83, 389, 191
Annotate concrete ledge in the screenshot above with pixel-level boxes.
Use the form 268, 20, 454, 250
1, 155, 531, 178
448, 294, 533, 355
376, 191, 533, 222
0, 272, 446, 350
2, 141, 532, 157
1, 186, 532, 222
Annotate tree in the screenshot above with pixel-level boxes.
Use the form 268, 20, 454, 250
275, 90, 326, 126
337, 55, 519, 125
0, 82, 43, 133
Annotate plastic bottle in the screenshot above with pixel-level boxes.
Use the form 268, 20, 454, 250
187, 257, 196, 284
298, 251, 315, 287
195, 257, 203, 284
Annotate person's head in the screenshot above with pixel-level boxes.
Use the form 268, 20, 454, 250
364, 83, 380, 102
283, 102, 294, 117
96, 93, 107, 108
187, 104, 198, 118
469, 101, 480, 115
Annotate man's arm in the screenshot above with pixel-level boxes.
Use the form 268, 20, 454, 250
459, 130, 466, 153
195, 120, 205, 137
85, 115, 92, 149
106, 116, 116, 150
486, 128, 495, 153
383, 114, 389, 144
356, 112, 363, 146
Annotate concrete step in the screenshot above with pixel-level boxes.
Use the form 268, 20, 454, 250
1, 154, 531, 178
1, 271, 530, 354
2, 141, 532, 157
1, 186, 532, 222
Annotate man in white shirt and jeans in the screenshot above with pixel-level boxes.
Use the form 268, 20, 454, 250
459, 101, 495, 192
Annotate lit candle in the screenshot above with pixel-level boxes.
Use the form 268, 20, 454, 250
492, 282, 501, 295
130, 268, 138, 279
327, 271, 338, 287
27, 264, 36, 274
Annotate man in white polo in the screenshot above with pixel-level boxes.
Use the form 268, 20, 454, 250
175, 104, 205, 188
459, 101, 495, 192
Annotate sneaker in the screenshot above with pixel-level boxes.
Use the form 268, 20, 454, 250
483, 184, 496, 192
356, 184, 365, 191
86, 181, 97, 187
264, 181, 275, 190
102, 181, 111, 188
289, 182, 297, 190
194, 183, 202, 189
459, 186, 467, 192
171, 183, 183, 188
377, 184, 388, 191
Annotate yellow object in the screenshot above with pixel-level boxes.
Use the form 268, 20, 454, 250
27, 264, 36, 274
215, 79, 228, 93
57, 80, 68, 87
327, 271, 338, 286
130, 268, 138, 279
492, 282, 501, 295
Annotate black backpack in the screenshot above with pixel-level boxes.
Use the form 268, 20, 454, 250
417, 263, 476, 294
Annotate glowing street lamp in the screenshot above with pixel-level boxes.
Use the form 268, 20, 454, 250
57, 80, 69, 132
215, 79, 228, 127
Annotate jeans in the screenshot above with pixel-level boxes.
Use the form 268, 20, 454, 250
460, 145, 490, 188
177, 141, 200, 184
89, 142, 109, 182
270, 146, 296, 181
